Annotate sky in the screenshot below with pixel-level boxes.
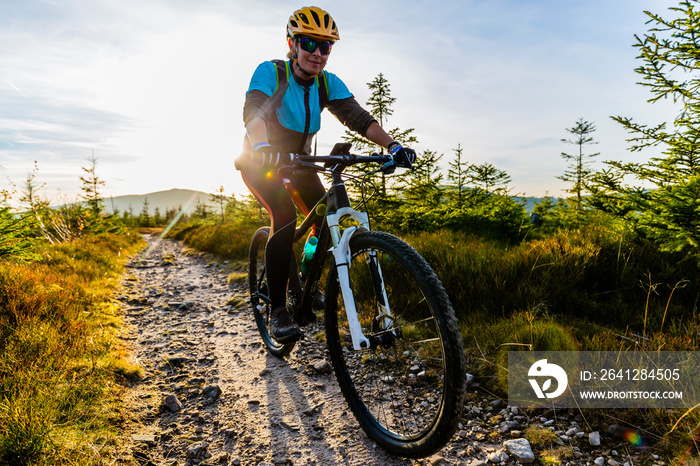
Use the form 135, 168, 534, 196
0, 0, 682, 207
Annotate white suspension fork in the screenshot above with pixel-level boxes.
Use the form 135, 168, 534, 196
327, 207, 393, 351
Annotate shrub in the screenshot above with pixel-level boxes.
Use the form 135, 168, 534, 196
170, 220, 266, 262
0, 232, 143, 464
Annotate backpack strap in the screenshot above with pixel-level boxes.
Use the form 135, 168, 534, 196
270, 59, 290, 115
317, 70, 329, 110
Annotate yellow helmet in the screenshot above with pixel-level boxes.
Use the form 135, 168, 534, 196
287, 6, 339, 42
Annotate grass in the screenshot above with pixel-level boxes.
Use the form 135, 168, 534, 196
0, 232, 144, 465
539, 446, 575, 465
169, 219, 267, 261
525, 425, 559, 446
405, 226, 699, 328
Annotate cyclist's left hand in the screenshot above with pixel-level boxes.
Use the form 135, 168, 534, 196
388, 142, 416, 169
251, 143, 293, 166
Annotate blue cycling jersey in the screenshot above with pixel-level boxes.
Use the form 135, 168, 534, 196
246, 60, 353, 134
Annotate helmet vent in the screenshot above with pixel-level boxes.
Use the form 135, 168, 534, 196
323, 14, 329, 29
298, 13, 309, 25
310, 9, 321, 26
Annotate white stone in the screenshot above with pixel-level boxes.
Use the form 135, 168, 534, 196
589, 431, 601, 446
466, 373, 475, 386
503, 438, 535, 464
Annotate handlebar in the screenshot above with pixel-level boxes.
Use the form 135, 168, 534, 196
289, 153, 400, 175
294, 153, 389, 163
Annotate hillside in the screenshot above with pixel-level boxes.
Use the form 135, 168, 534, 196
102, 190, 552, 216
104, 189, 212, 216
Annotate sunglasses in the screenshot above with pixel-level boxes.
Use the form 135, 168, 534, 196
297, 37, 333, 56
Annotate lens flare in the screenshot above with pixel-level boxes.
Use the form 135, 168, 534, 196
624, 430, 642, 446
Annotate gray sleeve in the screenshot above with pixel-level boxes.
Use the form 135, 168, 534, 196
326, 96, 376, 137
243, 90, 273, 126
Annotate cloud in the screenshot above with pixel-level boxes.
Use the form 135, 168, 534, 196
0, 0, 687, 203
0, 90, 136, 160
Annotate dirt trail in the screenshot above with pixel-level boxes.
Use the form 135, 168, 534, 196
114, 234, 660, 466
115, 234, 424, 466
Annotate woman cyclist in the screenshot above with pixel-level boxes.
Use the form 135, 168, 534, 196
236, 6, 416, 343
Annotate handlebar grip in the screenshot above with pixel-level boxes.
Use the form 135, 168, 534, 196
379, 155, 397, 174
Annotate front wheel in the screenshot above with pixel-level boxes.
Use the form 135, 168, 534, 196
325, 231, 466, 458
249, 227, 295, 358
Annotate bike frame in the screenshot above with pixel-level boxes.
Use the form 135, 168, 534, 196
284, 154, 395, 351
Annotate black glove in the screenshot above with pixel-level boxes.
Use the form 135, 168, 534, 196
388, 142, 416, 168
251, 143, 293, 166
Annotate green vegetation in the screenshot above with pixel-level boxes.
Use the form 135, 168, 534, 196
168, 194, 269, 263
1, 155, 144, 465
589, 0, 700, 265
558, 118, 599, 211
0, 233, 143, 465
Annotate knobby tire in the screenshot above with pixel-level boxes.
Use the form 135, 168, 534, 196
248, 227, 296, 358
324, 231, 466, 458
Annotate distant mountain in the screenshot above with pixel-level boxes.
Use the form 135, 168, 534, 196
103, 189, 212, 215
518, 196, 564, 212
102, 189, 556, 217
519, 196, 540, 212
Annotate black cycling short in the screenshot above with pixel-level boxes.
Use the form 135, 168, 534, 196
240, 162, 325, 310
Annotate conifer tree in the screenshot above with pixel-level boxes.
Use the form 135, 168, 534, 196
469, 163, 511, 194
447, 144, 470, 208
588, 0, 700, 261
19, 161, 49, 212
401, 149, 444, 206
558, 118, 599, 210
342, 73, 417, 198
210, 186, 228, 224
140, 198, 152, 227
192, 199, 210, 220
0, 208, 35, 260
80, 153, 105, 216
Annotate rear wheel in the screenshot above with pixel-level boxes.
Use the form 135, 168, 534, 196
249, 227, 295, 358
325, 231, 466, 458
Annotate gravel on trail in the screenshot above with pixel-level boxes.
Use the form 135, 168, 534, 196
114, 234, 664, 466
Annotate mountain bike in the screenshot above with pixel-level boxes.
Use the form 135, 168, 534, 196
247, 143, 466, 458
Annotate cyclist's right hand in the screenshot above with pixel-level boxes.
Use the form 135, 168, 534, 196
251, 143, 293, 166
